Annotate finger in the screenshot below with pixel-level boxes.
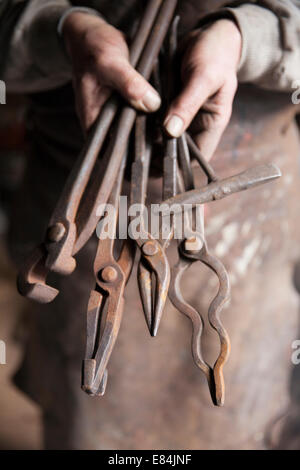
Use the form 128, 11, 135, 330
74, 73, 111, 130
163, 70, 214, 138
193, 124, 226, 162
96, 56, 161, 113
192, 89, 235, 160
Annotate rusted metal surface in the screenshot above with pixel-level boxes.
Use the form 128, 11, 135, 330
159, 163, 281, 213
132, 117, 171, 336
82, 155, 135, 396
16, 0, 282, 407
167, 133, 230, 406
17, 0, 177, 302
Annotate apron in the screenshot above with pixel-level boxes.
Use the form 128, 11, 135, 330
8, 1, 300, 449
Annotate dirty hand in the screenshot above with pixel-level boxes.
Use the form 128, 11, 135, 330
62, 12, 161, 130
63, 14, 241, 159
164, 19, 242, 160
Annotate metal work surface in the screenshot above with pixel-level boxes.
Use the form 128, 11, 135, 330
16, 0, 281, 406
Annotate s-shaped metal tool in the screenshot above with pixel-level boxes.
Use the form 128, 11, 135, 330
169, 133, 230, 406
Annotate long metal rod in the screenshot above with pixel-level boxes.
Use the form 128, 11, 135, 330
75, 0, 178, 253
156, 163, 281, 215
45, 0, 166, 269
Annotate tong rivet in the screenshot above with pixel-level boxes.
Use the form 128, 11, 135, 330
184, 236, 203, 253
47, 223, 66, 242
101, 266, 118, 283
142, 241, 158, 256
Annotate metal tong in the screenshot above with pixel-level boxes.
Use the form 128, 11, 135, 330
168, 134, 230, 406
131, 17, 180, 336
17, 0, 282, 404
82, 155, 134, 396
17, 0, 178, 304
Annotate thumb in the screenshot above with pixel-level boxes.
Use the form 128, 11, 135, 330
103, 57, 161, 113
163, 72, 212, 137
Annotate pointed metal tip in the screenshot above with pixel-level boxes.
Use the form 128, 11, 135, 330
145, 318, 153, 335
267, 163, 282, 179
215, 396, 224, 407
151, 322, 159, 337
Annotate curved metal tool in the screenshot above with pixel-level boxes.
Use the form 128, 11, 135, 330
17, 245, 59, 304
173, 233, 231, 406
167, 134, 232, 405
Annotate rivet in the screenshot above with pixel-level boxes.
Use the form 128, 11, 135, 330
101, 266, 118, 283
142, 241, 158, 256
47, 223, 66, 242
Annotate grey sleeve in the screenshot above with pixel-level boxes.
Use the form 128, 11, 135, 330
202, 1, 300, 92
3, 0, 72, 93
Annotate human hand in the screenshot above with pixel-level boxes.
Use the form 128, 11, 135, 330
164, 19, 242, 159
62, 12, 161, 130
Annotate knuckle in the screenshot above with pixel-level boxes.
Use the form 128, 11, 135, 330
96, 51, 115, 71
122, 71, 145, 99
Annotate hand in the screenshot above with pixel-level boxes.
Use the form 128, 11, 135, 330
62, 12, 161, 130
164, 19, 242, 159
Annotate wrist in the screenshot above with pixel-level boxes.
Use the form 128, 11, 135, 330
60, 8, 106, 40
217, 19, 242, 67
204, 18, 242, 71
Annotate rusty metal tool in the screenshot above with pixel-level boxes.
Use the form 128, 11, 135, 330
134, 17, 179, 336
17, 0, 177, 304
158, 132, 281, 214
130, 116, 171, 336
74, 0, 178, 254
82, 154, 135, 396
169, 133, 230, 406
167, 133, 281, 405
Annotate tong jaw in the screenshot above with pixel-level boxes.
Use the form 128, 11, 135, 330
179, 238, 231, 406
17, 245, 59, 304
17, 221, 77, 304
82, 261, 126, 396
137, 240, 171, 336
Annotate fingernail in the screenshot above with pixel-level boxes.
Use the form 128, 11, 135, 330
143, 89, 161, 111
135, 89, 161, 112
164, 115, 184, 137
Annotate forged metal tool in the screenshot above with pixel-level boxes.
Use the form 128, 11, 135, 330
130, 116, 171, 336
134, 17, 179, 336
74, 0, 178, 253
158, 133, 281, 214
169, 133, 230, 406
16, 0, 283, 406
17, 0, 177, 304
82, 156, 135, 396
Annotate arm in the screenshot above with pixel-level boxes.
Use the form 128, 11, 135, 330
1, 0, 72, 92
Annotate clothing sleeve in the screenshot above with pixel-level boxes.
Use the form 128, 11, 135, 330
1, 0, 72, 93
200, 1, 300, 92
